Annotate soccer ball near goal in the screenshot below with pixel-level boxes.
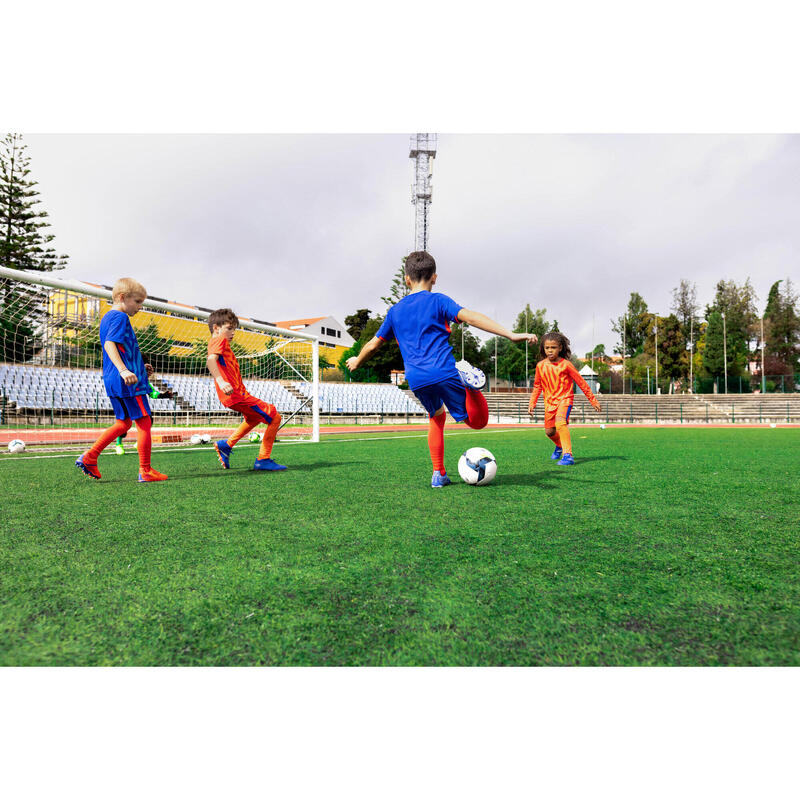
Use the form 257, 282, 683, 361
248, 432, 262, 443
200, 433, 211, 444
7, 439, 26, 454
190, 434, 202, 445
458, 447, 497, 486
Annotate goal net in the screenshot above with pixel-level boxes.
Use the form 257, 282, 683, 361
0, 266, 319, 451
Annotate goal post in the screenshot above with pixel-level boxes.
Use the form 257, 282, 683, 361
0, 266, 320, 449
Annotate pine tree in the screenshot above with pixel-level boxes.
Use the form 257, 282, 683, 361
381, 257, 409, 308
611, 292, 649, 356
1, 133, 69, 361
763, 279, 800, 375
1, 133, 68, 272
344, 308, 371, 341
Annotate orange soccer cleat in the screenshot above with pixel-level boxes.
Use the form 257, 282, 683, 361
138, 467, 168, 482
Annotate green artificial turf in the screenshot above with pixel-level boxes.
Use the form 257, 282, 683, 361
1, 427, 798, 666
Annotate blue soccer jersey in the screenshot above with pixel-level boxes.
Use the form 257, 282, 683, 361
376, 291, 463, 390
99, 310, 149, 397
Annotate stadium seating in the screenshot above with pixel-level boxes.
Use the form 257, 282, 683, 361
161, 374, 303, 413
0, 365, 425, 417
294, 381, 425, 415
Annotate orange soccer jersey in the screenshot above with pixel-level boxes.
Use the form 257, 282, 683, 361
208, 335, 249, 407
529, 357, 597, 415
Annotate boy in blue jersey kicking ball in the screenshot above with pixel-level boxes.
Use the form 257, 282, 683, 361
346, 251, 537, 487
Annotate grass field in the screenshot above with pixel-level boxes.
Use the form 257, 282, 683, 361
1, 427, 799, 666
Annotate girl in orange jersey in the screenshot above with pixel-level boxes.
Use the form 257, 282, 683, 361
527, 332, 602, 465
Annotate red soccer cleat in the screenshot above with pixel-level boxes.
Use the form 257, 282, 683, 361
75, 453, 101, 480
138, 467, 168, 482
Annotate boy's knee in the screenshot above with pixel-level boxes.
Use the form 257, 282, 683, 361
545, 426, 557, 437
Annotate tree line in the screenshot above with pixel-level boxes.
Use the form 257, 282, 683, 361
612, 278, 800, 391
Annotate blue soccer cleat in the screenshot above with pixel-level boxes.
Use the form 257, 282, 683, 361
214, 439, 232, 469
431, 470, 452, 488
455, 359, 487, 391
557, 453, 575, 466
550, 446, 563, 461
253, 458, 287, 471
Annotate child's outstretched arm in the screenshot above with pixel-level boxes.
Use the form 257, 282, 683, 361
566, 362, 602, 411
457, 309, 538, 345
207, 353, 233, 395
345, 337, 384, 373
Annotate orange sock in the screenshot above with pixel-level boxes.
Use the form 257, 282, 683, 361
135, 414, 153, 470
86, 418, 132, 461
228, 421, 257, 448
258, 411, 282, 459
549, 430, 562, 448
464, 387, 488, 430
556, 422, 571, 454
428, 412, 446, 472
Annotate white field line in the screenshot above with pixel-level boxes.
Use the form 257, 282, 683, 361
0, 427, 528, 462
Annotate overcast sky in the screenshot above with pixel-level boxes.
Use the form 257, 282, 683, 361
23, 133, 800, 357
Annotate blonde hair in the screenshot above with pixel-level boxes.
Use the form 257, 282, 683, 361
112, 277, 147, 302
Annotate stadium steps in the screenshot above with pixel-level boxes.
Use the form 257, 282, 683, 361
149, 377, 192, 411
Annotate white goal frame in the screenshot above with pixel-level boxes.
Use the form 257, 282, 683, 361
0, 266, 320, 443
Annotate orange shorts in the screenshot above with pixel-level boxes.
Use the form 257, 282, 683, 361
544, 399, 573, 428
228, 396, 278, 426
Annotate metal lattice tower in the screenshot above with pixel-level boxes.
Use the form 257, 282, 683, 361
409, 133, 437, 252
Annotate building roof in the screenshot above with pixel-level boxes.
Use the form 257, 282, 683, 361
273, 317, 327, 330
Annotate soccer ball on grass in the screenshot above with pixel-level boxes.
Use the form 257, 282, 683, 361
200, 433, 211, 444
190, 434, 202, 445
7, 439, 26, 454
248, 432, 262, 443
458, 446, 497, 486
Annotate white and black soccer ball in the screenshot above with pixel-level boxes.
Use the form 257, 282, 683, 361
7, 439, 26, 454
248, 432, 262, 443
458, 446, 497, 486
190, 433, 202, 445
200, 433, 211, 444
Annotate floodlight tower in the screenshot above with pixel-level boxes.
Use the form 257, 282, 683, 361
409, 133, 437, 252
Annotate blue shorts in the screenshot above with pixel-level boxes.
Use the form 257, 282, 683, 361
413, 376, 468, 421
109, 394, 151, 421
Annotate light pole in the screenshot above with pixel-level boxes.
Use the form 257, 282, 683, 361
622, 313, 626, 395
654, 314, 659, 395
761, 316, 766, 393
689, 316, 693, 393
721, 311, 728, 394
646, 365, 651, 394
525, 307, 529, 389
461, 323, 465, 360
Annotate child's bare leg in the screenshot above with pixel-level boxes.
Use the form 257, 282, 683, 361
428, 407, 447, 472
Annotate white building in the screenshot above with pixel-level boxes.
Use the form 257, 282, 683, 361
273, 316, 355, 356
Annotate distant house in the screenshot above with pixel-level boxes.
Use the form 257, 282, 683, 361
579, 364, 600, 393
273, 316, 355, 366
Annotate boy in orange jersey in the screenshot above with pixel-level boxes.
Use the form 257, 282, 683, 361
528, 331, 602, 466
206, 308, 286, 471
75, 277, 168, 483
